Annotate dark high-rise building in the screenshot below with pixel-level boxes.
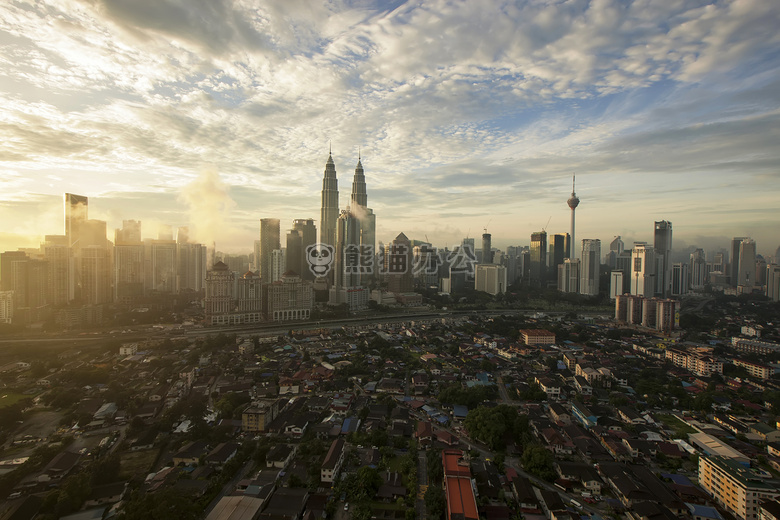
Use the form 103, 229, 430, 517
529, 231, 547, 286
259, 218, 280, 284
287, 219, 316, 281
606, 235, 624, 269
320, 152, 339, 248
549, 233, 569, 284
115, 221, 144, 301
690, 248, 706, 290
64, 193, 88, 246
738, 238, 757, 288
482, 233, 492, 264
64, 193, 88, 301
730, 237, 749, 287
386, 232, 413, 294
654, 220, 673, 297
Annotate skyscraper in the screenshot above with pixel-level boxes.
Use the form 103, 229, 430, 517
286, 218, 317, 280
259, 218, 281, 283
549, 233, 569, 284
672, 262, 689, 296
567, 175, 580, 260
64, 193, 88, 247
767, 264, 780, 302
529, 231, 547, 287
580, 239, 601, 296
738, 238, 757, 288
43, 235, 70, 306
386, 232, 413, 294
690, 248, 706, 290
730, 237, 748, 287
558, 258, 580, 293
481, 232, 492, 264
64, 193, 88, 301
350, 154, 367, 208
606, 235, 624, 269
349, 155, 376, 278
320, 152, 339, 248
631, 242, 656, 297
654, 221, 673, 297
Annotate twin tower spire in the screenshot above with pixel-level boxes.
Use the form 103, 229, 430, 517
319, 150, 368, 246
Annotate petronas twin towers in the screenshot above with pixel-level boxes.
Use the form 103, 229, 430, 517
319, 151, 375, 252
319, 151, 376, 305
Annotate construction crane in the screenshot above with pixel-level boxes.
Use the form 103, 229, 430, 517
542, 216, 551, 232
483, 219, 492, 234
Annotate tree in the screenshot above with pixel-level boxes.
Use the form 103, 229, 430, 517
424, 485, 446, 520
118, 488, 201, 520
521, 444, 556, 481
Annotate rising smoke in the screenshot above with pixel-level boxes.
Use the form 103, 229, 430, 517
179, 167, 236, 265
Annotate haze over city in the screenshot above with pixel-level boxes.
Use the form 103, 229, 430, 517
1, 0, 779, 256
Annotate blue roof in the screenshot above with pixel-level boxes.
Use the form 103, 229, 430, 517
436, 415, 448, 424
661, 473, 693, 486
686, 504, 723, 520
452, 405, 468, 417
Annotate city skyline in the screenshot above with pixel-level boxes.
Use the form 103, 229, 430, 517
1, 1, 779, 255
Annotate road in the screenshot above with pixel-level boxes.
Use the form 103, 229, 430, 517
0, 308, 611, 345
417, 451, 428, 520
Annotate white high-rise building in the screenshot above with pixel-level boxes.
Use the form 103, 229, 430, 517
475, 264, 507, 295
609, 271, 624, 300
558, 258, 580, 293
631, 243, 656, 298
767, 264, 780, 302
580, 239, 601, 296
271, 249, 286, 283
0, 291, 13, 324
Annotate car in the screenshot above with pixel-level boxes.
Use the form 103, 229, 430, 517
344, 503, 349, 511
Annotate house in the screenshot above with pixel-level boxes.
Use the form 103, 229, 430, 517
548, 403, 571, 425
556, 462, 603, 495
172, 440, 209, 466
266, 444, 296, 469
416, 421, 433, 448
535, 376, 561, 400
320, 439, 345, 484
84, 482, 127, 508
574, 376, 592, 396
205, 442, 239, 468
43, 451, 81, 481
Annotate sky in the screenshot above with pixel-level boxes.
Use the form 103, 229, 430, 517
1, 0, 779, 259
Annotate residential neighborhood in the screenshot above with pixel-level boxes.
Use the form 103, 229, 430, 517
1, 293, 780, 520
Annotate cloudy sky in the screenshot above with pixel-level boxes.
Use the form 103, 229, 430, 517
1, 0, 779, 258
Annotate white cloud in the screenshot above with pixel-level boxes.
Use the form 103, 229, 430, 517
0, 0, 778, 255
